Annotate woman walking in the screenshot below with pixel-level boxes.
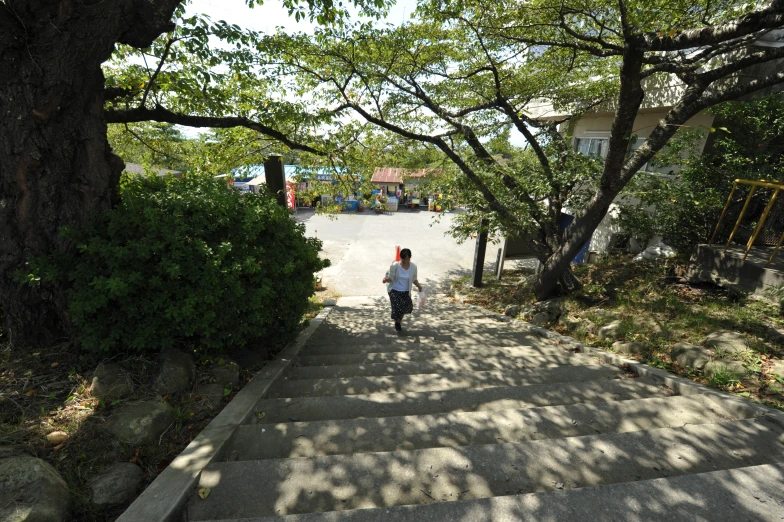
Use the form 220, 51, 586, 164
382, 248, 423, 331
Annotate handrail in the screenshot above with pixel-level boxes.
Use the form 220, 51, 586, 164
709, 178, 784, 268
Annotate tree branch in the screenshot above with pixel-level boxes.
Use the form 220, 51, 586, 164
695, 45, 784, 85
104, 86, 139, 101
123, 123, 185, 164
633, 4, 784, 52
104, 105, 325, 156
141, 36, 180, 108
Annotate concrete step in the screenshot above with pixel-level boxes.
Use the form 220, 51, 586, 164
267, 364, 622, 398
285, 353, 599, 380
305, 326, 548, 347
190, 462, 784, 521
187, 417, 784, 519
253, 378, 670, 423
226, 394, 758, 460
299, 340, 571, 357
293, 348, 584, 367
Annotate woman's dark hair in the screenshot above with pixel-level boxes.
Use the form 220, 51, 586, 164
400, 248, 412, 259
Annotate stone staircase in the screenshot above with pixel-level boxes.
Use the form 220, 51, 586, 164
185, 297, 784, 521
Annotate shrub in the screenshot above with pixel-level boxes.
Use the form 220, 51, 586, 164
38, 175, 328, 357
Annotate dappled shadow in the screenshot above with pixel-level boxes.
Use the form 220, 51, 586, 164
189, 415, 784, 519
581, 256, 784, 359
183, 298, 784, 521
230, 393, 753, 460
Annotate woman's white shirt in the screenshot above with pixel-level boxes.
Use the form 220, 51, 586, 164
391, 266, 410, 292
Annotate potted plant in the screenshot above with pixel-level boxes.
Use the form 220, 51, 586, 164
374, 195, 387, 213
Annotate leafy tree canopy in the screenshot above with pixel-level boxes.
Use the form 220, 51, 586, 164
104, 0, 784, 299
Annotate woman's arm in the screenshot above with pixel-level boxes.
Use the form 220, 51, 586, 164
382, 264, 394, 284
413, 279, 422, 291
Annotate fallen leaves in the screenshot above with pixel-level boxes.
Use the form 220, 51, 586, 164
198, 487, 210, 500
129, 448, 141, 465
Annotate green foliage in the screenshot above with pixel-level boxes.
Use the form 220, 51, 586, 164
707, 367, 741, 389
34, 175, 328, 357
615, 95, 784, 253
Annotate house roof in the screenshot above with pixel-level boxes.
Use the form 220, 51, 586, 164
371, 167, 441, 184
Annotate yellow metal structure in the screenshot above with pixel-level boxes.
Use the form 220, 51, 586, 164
710, 179, 784, 267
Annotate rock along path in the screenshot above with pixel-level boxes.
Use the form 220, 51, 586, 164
185, 296, 784, 521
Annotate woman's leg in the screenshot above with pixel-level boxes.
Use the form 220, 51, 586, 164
389, 292, 403, 330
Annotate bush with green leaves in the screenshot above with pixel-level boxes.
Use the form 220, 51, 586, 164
37, 175, 328, 357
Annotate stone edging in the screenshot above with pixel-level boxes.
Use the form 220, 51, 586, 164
116, 305, 335, 522
462, 301, 784, 429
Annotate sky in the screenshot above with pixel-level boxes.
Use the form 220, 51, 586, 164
185, 0, 419, 33
179, 0, 526, 147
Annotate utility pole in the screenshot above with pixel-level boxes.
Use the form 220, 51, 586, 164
264, 155, 287, 208
471, 219, 489, 287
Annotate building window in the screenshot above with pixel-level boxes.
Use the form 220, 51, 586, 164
574, 137, 609, 159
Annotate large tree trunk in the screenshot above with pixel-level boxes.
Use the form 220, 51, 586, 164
0, 1, 180, 348
534, 188, 619, 299
534, 51, 645, 300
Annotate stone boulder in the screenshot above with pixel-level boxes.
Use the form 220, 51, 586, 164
704, 360, 748, 382
194, 383, 227, 410
557, 315, 582, 332
538, 298, 565, 319
598, 320, 624, 340
209, 360, 240, 388
764, 326, 784, 345
671, 343, 711, 371
91, 362, 133, 402
519, 304, 537, 320
703, 331, 749, 356
769, 359, 784, 378
0, 456, 70, 522
631, 315, 670, 338
90, 463, 144, 507
612, 341, 646, 355
529, 312, 551, 327
504, 304, 521, 318
108, 400, 174, 445
152, 349, 195, 395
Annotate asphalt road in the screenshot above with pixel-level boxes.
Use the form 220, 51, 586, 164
295, 208, 500, 296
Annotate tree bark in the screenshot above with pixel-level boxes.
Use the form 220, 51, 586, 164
0, 0, 181, 348
534, 49, 645, 300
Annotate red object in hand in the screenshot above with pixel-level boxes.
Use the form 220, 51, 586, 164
395, 245, 401, 261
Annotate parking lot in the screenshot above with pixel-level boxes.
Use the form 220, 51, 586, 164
295, 208, 495, 297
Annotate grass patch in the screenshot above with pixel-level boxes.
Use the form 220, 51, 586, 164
707, 367, 742, 389
449, 268, 536, 314
450, 255, 784, 411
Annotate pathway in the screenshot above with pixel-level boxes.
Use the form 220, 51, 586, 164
185, 296, 784, 521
